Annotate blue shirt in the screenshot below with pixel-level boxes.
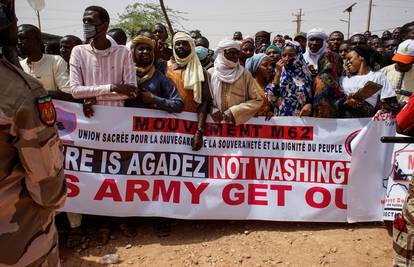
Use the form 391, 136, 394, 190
125, 70, 184, 113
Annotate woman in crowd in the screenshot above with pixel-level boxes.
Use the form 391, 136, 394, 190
271, 41, 313, 116
239, 39, 255, 66
339, 45, 397, 117
245, 53, 274, 119
265, 44, 282, 81
273, 34, 285, 49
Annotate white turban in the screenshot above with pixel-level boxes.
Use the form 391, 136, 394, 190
303, 28, 328, 69
211, 38, 244, 110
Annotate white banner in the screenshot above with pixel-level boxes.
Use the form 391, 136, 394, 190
54, 100, 393, 222
382, 135, 414, 221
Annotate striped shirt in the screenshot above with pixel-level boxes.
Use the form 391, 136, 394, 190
69, 43, 137, 107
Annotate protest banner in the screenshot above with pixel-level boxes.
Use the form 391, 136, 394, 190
54, 100, 393, 222
382, 135, 414, 221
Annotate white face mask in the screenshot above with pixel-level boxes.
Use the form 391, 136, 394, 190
83, 24, 97, 39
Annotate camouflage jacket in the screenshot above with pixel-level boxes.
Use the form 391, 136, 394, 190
0, 57, 66, 266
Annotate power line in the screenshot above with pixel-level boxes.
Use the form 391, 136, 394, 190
292, 8, 304, 34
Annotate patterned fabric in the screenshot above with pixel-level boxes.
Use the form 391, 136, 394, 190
0, 58, 66, 266
394, 176, 414, 266
312, 51, 344, 118
272, 42, 313, 116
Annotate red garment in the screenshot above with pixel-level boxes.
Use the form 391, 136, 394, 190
396, 94, 414, 136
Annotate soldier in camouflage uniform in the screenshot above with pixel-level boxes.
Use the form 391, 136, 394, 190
0, 1, 67, 266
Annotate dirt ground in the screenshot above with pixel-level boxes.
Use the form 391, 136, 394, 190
59, 218, 394, 267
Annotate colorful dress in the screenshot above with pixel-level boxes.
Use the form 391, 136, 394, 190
312, 51, 344, 118
272, 42, 313, 116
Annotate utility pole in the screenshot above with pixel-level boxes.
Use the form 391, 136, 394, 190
342, 3, 357, 39
292, 8, 304, 34
367, 0, 373, 31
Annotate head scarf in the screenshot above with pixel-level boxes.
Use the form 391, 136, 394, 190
245, 53, 267, 76
265, 44, 282, 54
240, 39, 255, 65
275, 41, 313, 115
130, 35, 156, 84
195, 46, 209, 61
173, 32, 205, 104
303, 28, 328, 69
211, 39, 244, 110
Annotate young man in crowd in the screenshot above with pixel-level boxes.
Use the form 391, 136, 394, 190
350, 34, 367, 48
328, 31, 344, 54
381, 39, 414, 105
293, 32, 307, 53
17, 24, 71, 93
69, 5, 137, 245
125, 35, 183, 112
233, 31, 243, 41
166, 32, 211, 151
107, 28, 127, 45
0, 1, 67, 265
59, 35, 82, 64
255, 31, 271, 53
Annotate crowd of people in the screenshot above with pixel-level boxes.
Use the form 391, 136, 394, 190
14, 3, 414, 247
2, 1, 414, 265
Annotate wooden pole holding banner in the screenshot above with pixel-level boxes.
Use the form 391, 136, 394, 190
36, 10, 41, 31
159, 0, 174, 45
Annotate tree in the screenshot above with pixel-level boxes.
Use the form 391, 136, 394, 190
112, 2, 185, 38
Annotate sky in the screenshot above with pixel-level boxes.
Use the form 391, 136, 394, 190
16, 0, 414, 46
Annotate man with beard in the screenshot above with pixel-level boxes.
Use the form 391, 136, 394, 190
166, 32, 211, 151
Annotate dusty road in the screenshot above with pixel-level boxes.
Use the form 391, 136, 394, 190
60, 219, 393, 267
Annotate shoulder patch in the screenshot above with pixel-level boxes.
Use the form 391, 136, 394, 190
36, 96, 56, 127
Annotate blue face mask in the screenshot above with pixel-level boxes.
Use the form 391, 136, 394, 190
195, 46, 209, 61
83, 23, 97, 39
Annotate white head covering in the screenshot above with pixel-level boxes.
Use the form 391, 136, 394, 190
211, 39, 245, 110
173, 32, 205, 104
303, 28, 328, 69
